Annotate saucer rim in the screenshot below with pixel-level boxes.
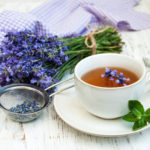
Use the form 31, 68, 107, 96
54, 101, 150, 137
53, 87, 150, 137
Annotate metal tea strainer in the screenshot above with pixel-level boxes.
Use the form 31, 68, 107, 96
0, 77, 74, 122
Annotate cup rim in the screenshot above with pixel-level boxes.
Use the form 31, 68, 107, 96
74, 53, 146, 90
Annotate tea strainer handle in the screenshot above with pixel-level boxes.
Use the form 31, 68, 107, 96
45, 77, 74, 97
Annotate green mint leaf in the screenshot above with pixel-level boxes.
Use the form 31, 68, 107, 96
145, 108, 150, 114
123, 100, 150, 131
128, 100, 144, 115
132, 108, 142, 119
133, 118, 147, 131
144, 108, 150, 123
144, 116, 150, 123
122, 112, 138, 122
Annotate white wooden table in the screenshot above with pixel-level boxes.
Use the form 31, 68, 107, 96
0, 0, 150, 150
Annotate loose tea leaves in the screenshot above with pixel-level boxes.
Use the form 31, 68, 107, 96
9, 101, 41, 114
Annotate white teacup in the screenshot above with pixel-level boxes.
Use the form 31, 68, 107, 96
74, 54, 146, 119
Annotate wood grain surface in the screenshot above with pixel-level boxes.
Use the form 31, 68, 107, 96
0, 0, 150, 150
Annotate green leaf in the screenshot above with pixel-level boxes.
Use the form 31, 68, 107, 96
144, 108, 150, 123
132, 108, 142, 119
122, 112, 138, 122
123, 100, 150, 131
145, 108, 150, 114
144, 116, 150, 123
128, 100, 144, 115
133, 118, 147, 131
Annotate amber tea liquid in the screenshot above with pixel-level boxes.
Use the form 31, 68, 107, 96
81, 67, 139, 88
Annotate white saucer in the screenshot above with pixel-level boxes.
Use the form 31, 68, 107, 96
54, 87, 150, 137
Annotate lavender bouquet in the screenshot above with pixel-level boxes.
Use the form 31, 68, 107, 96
0, 30, 68, 89
0, 26, 123, 89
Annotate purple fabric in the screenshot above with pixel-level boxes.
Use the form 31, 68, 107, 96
30, 0, 150, 33
79, 0, 150, 31
0, 11, 47, 43
0, 0, 150, 40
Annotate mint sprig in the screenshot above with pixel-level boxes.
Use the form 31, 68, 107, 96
122, 100, 150, 131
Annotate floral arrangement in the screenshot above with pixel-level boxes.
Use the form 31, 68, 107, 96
0, 30, 68, 89
0, 26, 123, 89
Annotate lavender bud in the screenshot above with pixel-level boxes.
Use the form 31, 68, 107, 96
119, 72, 124, 77
105, 67, 111, 73
116, 79, 120, 84
109, 77, 114, 81
126, 78, 130, 82
101, 74, 105, 78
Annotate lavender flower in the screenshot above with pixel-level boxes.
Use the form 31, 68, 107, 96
105, 67, 112, 77
101, 74, 105, 78
0, 30, 69, 89
110, 70, 117, 77
109, 77, 114, 81
101, 67, 130, 86
116, 79, 120, 84
126, 78, 130, 82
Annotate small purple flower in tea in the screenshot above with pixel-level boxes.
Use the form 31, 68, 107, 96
110, 70, 117, 77
105, 67, 112, 77
101, 74, 105, 78
116, 79, 120, 84
105, 67, 111, 73
109, 77, 114, 81
126, 78, 130, 82
119, 72, 124, 76
101, 67, 130, 86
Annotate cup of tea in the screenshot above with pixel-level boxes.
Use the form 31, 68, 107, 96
74, 54, 147, 119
